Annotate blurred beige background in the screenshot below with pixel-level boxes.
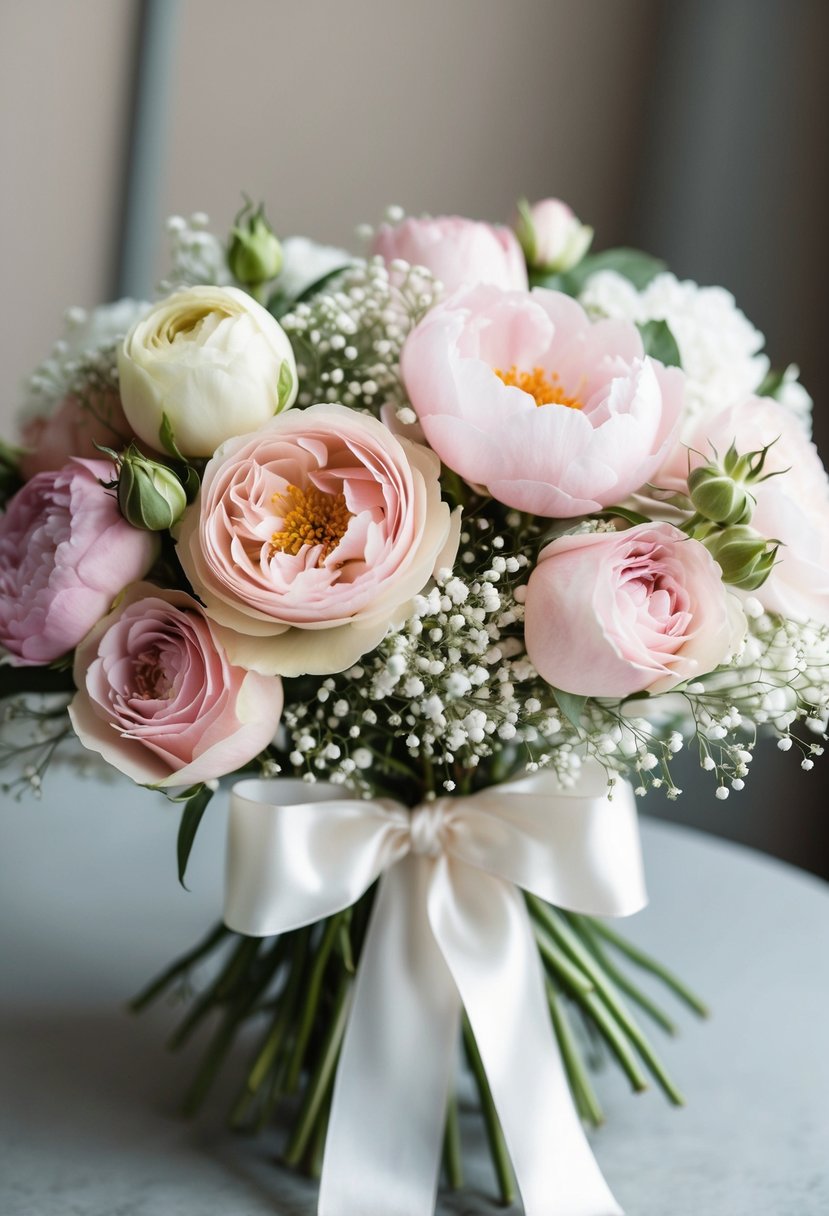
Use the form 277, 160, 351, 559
1, 0, 826, 873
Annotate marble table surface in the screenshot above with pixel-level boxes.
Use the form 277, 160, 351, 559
1, 761, 827, 1215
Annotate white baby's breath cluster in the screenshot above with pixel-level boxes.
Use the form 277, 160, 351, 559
281, 257, 441, 418
158, 212, 232, 295
693, 602, 829, 754
277, 525, 592, 796
580, 270, 812, 433
19, 299, 147, 422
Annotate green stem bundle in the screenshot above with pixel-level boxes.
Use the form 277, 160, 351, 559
133, 898, 707, 1200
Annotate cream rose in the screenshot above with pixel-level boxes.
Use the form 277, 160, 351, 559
118, 285, 298, 458
176, 404, 458, 676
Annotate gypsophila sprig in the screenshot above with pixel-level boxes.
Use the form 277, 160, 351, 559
281, 256, 441, 420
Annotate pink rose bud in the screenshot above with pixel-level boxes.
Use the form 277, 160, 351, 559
371, 214, 528, 294
0, 459, 158, 665
525, 522, 744, 697
69, 584, 284, 788
515, 198, 593, 274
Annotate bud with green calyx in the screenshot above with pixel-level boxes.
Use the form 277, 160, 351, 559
687, 465, 754, 526
117, 445, 188, 531
703, 525, 780, 591
686, 438, 787, 528
228, 199, 283, 298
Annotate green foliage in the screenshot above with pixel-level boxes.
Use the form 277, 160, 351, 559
176, 784, 214, 888
553, 689, 587, 731
637, 319, 682, 368
530, 246, 666, 296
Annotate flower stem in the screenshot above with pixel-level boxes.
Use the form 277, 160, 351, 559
129, 923, 228, 1012
546, 977, 604, 1128
442, 1089, 464, 1190
574, 919, 678, 1036
462, 1014, 515, 1206
168, 936, 260, 1051
531, 901, 684, 1105
283, 974, 351, 1168
284, 914, 344, 1094
579, 916, 709, 1017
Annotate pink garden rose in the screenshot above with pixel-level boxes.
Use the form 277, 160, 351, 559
371, 215, 528, 294
176, 403, 457, 677
19, 389, 134, 480
0, 459, 157, 665
401, 285, 684, 517
661, 396, 829, 625
69, 584, 284, 787
524, 522, 742, 697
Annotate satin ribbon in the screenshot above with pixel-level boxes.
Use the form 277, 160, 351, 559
224, 764, 647, 1216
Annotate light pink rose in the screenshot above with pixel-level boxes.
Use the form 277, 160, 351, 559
176, 403, 457, 677
371, 215, 528, 294
68, 583, 283, 787
0, 459, 158, 665
661, 396, 829, 625
19, 390, 134, 480
401, 285, 684, 517
525, 522, 742, 697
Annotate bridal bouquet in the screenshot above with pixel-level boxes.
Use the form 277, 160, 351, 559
2, 195, 827, 1216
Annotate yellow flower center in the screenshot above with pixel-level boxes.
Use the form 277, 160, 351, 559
271, 484, 353, 564
494, 364, 584, 409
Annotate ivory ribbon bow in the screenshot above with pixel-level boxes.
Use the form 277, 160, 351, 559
224, 764, 647, 1216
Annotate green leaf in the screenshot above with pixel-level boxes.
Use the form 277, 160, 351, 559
528, 269, 569, 292
536, 247, 666, 297
553, 689, 588, 731
158, 413, 185, 463
277, 360, 294, 410
637, 320, 682, 368
756, 367, 785, 398
267, 263, 352, 319
177, 785, 213, 888
181, 465, 201, 503
600, 505, 652, 526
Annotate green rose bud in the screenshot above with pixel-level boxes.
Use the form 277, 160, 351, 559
228, 201, 283, 289
117, 447, 188, 532
687, 465, 754, 526
704, 525, 779, 591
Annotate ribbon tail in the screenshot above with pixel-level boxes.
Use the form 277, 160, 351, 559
430, 860, 623, 1216
319, 855, 461, 1216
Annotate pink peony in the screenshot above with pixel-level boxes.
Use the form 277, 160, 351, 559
524, 522, 742, 697
176, 404, 457, 677
0, 459, 158, 665
401, 285, 684, 517
371, 215, 528, 294
69, 584, 284, 787
661, 396, 829, 625
19, 390, 134, 480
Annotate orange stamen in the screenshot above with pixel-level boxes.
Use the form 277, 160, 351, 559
494, 364, 583, 409
271, 484, 353, 564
